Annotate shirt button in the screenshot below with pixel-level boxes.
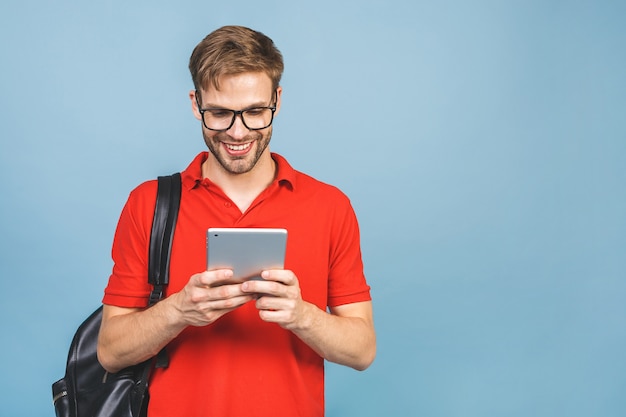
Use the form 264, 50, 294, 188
224, 202, 232, 208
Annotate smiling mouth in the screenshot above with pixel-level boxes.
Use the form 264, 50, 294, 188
225, 142, 252, 152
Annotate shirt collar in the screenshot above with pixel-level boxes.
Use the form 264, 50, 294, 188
181, 151, 296, 191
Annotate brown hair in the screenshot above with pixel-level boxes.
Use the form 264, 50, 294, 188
189, 25, 284, 93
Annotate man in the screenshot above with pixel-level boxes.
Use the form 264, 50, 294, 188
97, 25, 375, 417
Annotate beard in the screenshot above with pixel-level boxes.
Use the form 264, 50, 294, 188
202, 128, 272, 175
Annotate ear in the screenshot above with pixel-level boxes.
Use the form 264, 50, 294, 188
273, 86, 283, 117
189, 90, 202, 121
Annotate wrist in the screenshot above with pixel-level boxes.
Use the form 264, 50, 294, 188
291, 301, 321, 332
156, 293, 188, 331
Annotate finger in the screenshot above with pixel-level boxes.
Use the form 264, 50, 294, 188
207, 283, 252, 303
194, 269, 234, 287
241, 279, 284, 296
257, 309, 284, 323
260, 269, 295, 285
186, 295, 254, 327
256, 304, 297, 327
186, 278, 247, 305
202, 293, 255, 311
255, 295, 294, 311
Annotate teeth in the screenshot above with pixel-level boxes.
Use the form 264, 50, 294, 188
226, 143, 251, 151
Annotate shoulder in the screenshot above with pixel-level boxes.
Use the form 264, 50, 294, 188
273, 153, 352, 205
126, 179, 159, 208
114, 179, 160, 232
294, 170, 350, 203
290, 168, 359, 228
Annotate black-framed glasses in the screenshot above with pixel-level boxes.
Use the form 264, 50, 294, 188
196, 92, 277, 132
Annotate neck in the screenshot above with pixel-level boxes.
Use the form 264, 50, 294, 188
202, 151, 276, 212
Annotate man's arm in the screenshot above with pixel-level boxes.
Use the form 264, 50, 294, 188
296, 300, 376, 371
242, 270, 376, 371
98, 302, 184, 373
97, 269, 255, 373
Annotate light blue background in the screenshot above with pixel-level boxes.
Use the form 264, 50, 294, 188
1, 1, 625, 416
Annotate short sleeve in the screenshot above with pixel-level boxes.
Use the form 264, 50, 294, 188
327, 196, 371, 307
102, 180, 158, 308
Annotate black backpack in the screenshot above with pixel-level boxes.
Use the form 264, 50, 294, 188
52, 173, 181, 417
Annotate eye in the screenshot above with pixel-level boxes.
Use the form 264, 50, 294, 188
245, 108, 265, 116
207, 109, 232, 118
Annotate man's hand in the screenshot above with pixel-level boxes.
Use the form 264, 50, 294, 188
241, 269, 376, 371
241, 269, 309, 330
99, 268, 255, 373
172, 269, 257, 327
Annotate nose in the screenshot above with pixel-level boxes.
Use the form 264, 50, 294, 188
226, 112, 249, 139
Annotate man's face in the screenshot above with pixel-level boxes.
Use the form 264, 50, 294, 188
192, 72, 281, 175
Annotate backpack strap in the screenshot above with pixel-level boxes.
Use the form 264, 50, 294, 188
148, 173, 182, 305
147, 173, 182, 369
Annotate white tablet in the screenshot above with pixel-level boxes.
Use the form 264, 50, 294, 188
206, 228, 288, 282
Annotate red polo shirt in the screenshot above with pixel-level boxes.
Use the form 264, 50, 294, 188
103, 152, 371, 417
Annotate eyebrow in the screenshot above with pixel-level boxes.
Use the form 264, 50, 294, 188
197, 95, 274, 110
202, 103, 270, 111
200, 98, 272, 111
